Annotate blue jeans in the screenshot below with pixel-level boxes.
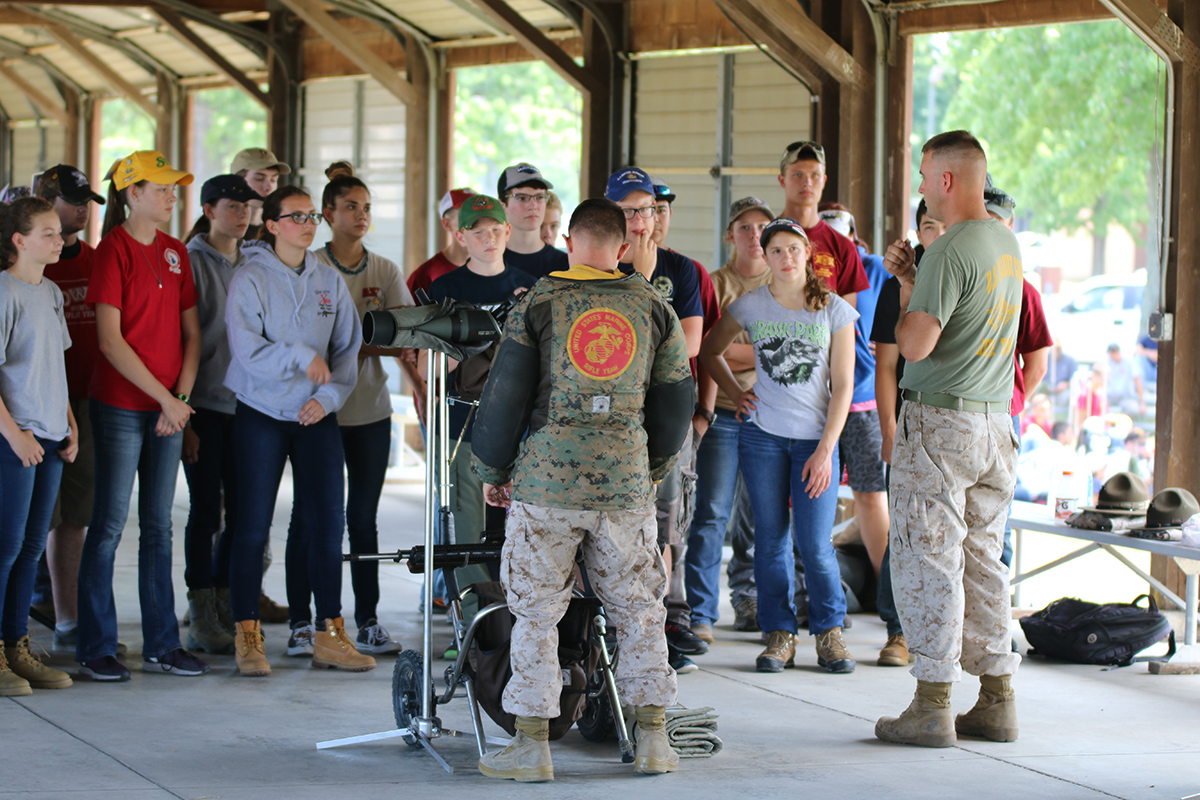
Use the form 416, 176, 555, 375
738, 422, 846, 636
685, 410, 740, 627
288, 417, 390, 627
230, 402, 344, 623
77, 400, 184, 661
182, 408, 236, 590
0, 436, 63, 641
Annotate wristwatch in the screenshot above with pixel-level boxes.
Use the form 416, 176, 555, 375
175, 393, 190, 404
694, 405, 715, 425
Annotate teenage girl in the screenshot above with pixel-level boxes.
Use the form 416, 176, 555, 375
77, 151, 206, 681
700, 218, 858, 675
224, 185, 372, 676
0, 197, 77, 695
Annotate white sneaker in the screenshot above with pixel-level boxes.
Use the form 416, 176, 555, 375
286, 623, 315, 657
356, 620, 403, 654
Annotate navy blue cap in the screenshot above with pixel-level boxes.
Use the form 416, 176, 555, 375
760, 217, 810, 249
201, 174, 259, 206
605, 167, 655, 202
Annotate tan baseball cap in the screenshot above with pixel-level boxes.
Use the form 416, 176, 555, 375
230, 147, 292, 175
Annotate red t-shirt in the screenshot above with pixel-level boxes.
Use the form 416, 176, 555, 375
1011, 279, 1054, 415
407, 251, 460, 298
86, 226, 198, 411
43, 239, 98, 399
803, 220, 870, 297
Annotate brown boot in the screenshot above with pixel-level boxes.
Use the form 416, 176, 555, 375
312, 618, 376, 672
0, 640, 32, 697
876, 680, 956, 748
186, 590, 235, 655
755, 630, 795, 672
877, 633, 913, 667
634, 705, 679, 775
258, 593, 290, 624
5, 635, 72, 689
479, 716, 554, 782
956, 674, 1018, 742
234, 620, 271, 676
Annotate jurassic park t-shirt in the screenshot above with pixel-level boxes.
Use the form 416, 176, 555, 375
728, 285, 858, 440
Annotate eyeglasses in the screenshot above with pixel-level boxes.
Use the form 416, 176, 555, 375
621, 206, 657, 220
509, 192, 547, 205
274, 212, 320, 225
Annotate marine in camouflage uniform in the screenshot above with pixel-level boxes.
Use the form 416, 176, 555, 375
473, 261, 694, 720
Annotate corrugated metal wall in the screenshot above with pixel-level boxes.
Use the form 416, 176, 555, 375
633, 50, 812, 270
9, 124, 62, 187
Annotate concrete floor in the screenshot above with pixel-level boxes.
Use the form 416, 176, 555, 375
7, 472, 1200, 800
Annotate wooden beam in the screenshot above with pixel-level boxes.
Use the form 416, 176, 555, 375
47, 25, 162, 121
62, 81, 80, 163
1104, 0, 1199, 65
712, 0, 826, 92
885, 34, 914, 245
462, 0, 603, 96
723, 0, 869, 88
403, 34, 429, 274
0, 62, 71, 127
19, 0, 265, 11
899, 0, 1142, 36
152, 8, 271, 111
0, 8, 55, 26
276, 0, 419, 107
580, 9, 612, 200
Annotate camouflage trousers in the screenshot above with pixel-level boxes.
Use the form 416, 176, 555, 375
889, 401, 1022, 683
500, 501, 677, 718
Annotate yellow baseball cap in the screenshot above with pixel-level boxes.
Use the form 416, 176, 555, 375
112, 151, 194, 188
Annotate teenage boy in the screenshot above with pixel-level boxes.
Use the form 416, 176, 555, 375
540, 191, 563, 248
498, 162, 568, 279
607, 167, 706, 670
34, 165, 105, 651
408, 188, 476, 297
230, 147, 291, 240
428, 195, 535, 619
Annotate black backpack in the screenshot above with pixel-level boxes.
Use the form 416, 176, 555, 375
1019, 594, 1175, 667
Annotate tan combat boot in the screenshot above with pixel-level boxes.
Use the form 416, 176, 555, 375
186, 589, 235, 655
875, 680, 957, 748
956, 674, 1018, 742
312, 618, 376, 672
634, 705, 679, 775
6, 635, 72, 689
0, 640, 32, 697
815, 625, 856, 673
755, 630, 795, 672
234, 620, 271, 676
877, 633, 913, 667
479, 716, 554, 782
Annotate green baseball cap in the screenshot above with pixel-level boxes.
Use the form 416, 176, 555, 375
458, 194, 508, 230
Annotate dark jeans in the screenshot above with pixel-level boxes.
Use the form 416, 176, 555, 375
877, 464, 902, 637
287, 417, 390, 627
182, 408, 236, 590
0, 435, 63, 641
229, 402, 345, 623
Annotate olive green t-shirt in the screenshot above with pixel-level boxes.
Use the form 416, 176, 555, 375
899, 219, 1023, 403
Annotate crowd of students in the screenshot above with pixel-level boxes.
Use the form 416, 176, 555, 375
0, 135, 1054, 696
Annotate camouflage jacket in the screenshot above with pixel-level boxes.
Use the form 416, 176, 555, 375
472, 264, 694, 510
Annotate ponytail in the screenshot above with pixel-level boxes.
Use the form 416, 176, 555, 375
0, 196, 55, 269
184, 213, 211, 244
101, 180, 147, 239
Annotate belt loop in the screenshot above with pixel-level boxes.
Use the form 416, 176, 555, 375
956, 396, 963, 411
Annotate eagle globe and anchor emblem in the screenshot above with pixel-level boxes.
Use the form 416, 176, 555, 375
567, 308, 638, 381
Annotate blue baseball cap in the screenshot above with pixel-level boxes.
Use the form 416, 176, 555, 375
605, 167, 655, 202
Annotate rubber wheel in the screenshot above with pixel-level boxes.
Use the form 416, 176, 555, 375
392, 650, 424, 747
576, 667, 615, 742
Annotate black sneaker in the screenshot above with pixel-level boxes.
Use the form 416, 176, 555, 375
665, 623, 709, 655
79, 655, 131, 682
143, 648, 210, 676
286, 623, 315, 657
668, 644, 698, 674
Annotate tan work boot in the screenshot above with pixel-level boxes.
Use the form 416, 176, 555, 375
186, 589, 235, 655
876, 680, 956, 748
312, 618, 376, 672
877, 633, 913, 667
0, 640, 32, 697
479, 716, 554, 782
258, 593, 290, 624
234, 620, 271, 676
815, 626, 856, 673
634, 705, 679, 775
956, 674, 1018, 742
755, 630, 795, 672
6, 635, 72, 689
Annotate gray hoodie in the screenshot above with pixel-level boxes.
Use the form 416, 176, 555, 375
224, 239, 360, 421
187, 234, 243, 414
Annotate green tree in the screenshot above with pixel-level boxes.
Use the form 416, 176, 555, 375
99, 98, 156, 173
454, 61, 582, 213
937, 22, 1164, 275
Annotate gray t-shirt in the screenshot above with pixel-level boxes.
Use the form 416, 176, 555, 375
900, 219, 1023, 402
0, 270, 71, 440
729, 285, 858, 440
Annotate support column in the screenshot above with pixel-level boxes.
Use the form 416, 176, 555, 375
267, 9, 302, 176
885, 32, 914, 245
580, 8, 617, 201
61, 83, 80, 166
85, 97, 101, 244
404, 34, 431, 273
842, 1, 877, 240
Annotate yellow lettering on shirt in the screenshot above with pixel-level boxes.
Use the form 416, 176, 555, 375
976, 338, 996, 357
985, 254, 1022, 294
813, 252, 835, 279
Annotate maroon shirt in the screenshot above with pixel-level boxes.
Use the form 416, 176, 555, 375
1011, 278, 1054, 415
43, 239, 97, 399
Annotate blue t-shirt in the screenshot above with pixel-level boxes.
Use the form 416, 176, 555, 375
503, 244, 568, 281
851, 246, 890, 405
428, 264, 535, 440
621, 247, 703, 323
